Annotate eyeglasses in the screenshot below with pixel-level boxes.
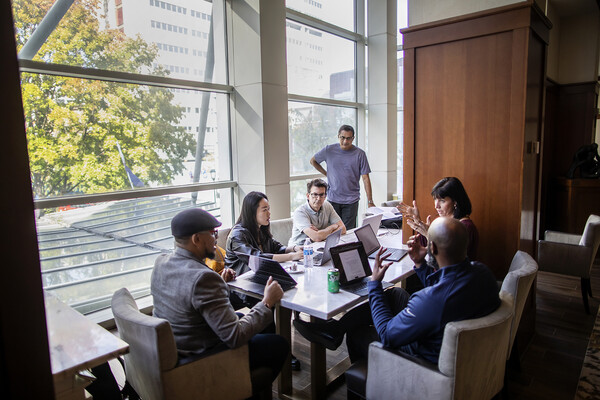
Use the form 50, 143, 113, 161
200, 230, 218, 238
338, 135, 354, 141
309, 192, 326, 198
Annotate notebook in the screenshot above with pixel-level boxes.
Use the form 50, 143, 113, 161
312, 229, 342, 266
354, 224, 408, 262
330, 241, 394, 297
233, 253, 297, 295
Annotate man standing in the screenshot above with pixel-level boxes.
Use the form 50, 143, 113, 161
151, 208, 289, 394
310, 124, 374, 229
289, 178, 346, 246
293, 217, 500, 364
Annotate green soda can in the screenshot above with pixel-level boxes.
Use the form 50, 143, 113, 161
328, 268, 340, 293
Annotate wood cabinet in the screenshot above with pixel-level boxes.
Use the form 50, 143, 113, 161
546, 177, 600, 234
401, 3, 550, 279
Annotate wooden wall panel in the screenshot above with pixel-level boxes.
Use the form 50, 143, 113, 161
402, 4, 550, 279
410, 32, 524, 277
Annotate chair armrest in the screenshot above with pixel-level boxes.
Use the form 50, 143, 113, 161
163, 344, 252, 400
537, 240, 593, 278
366, 342, 452, 400
544, 230, 581, 245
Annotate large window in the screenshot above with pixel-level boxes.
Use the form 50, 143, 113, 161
397, 0, 408, 199
286, 1, 365, 212
14, 0, 233, 313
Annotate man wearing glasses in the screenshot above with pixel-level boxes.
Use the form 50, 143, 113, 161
310, 124, 375, 229
289, 178, 346, 246
151, 208, 289, 394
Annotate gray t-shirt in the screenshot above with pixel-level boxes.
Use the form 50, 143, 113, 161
289, 200, 342, 246
313, 144, 371, 204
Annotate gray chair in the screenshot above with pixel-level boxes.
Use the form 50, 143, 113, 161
111, 288, 259, 400
269, 217, 293, 245
364, 294, 514, 400
381, 200, 400, 208
537, 214, 600, 313
500, 250, 538, 363
217, 226, 231, 249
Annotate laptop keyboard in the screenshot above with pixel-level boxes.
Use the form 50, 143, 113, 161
342, 280, 369, 295
245, 274, 264, 284
242, 273, 297, 291
342, 279, 394, 297
368, 247, 407, 261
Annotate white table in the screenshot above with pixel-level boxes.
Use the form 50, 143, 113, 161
229, 228, 414, 399
45, 292, 129, 400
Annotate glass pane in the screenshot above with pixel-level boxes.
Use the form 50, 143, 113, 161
12, 0, 227, 84
397, 50, 404, 199
21, 73, 230, 199
398, 0, 408, 46
286, 0, 355, 32
290, 179, 309, 214
38, 190, 232, 312
286, 20, 356, 101
288, 102, 356, 176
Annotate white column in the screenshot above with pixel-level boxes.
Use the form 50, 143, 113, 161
229, 0, 290, 219
368, 0, 398, 203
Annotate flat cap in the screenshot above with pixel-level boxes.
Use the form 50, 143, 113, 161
171, 208, 222, 237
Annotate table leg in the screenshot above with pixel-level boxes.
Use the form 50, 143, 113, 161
310, 316, 327, 400
276, 305, 293, 397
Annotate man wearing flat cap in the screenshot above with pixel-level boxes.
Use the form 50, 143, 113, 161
151, 208, 289, 394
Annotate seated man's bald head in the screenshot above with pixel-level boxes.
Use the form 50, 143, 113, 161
428, 217, 469, 265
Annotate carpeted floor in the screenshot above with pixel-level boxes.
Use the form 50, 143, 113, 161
576, 306, 600, 399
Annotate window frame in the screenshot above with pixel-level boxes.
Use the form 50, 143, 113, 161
285, 1, 367, 204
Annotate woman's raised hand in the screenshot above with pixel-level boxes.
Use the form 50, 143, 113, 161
397, 200, 421, 220
405, 214, 431, 237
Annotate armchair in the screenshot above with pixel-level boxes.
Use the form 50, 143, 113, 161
269, 217, 293, 245
111, 288, 269, 400
537, 214, 600, 314
500, 251, 538, 362
364, 294, 514, 400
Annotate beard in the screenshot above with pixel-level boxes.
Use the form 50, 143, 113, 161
205, 245, 216, 260
427, 246, 439, 271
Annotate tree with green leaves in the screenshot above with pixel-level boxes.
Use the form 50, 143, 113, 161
13, 0, 194, 198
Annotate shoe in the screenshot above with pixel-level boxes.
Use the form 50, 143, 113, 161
293, 318, 343, 351
291, 354, 301, 371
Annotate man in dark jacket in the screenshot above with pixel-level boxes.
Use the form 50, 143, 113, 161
294, 217, 501, 364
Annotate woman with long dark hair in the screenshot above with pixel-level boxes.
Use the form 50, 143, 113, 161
399, 177, 479, 260
225, 191, 303, 276
225, 191, 304, 371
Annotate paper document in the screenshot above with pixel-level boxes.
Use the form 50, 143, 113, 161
367, 206, 400, 219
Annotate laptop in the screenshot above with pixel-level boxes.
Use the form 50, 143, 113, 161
233, 253, 297, 296
312, 229, 342, 266
354, 224, 408, 262
330, 241, 394, 297
341, 213, 383, 242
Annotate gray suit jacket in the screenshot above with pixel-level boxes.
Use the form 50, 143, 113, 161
151, 247, 272, 362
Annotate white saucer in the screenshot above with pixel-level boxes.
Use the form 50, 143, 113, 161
285, 264, 305, 274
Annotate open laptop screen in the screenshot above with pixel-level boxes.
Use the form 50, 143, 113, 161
354, 224, 380, 255
330, 241, 372, 285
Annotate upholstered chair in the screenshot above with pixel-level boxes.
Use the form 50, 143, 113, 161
380, 200, 400, 208
500, 251, 538, 362
216, 226, 231, 249
111, 288, 271, 400
537, 214, 600, 314
269, 217, 293, 245
363, 294, 514, 400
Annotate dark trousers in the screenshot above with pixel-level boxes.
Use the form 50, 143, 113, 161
342, 288, 410, 363
330, 200, 360, 230
248, 333, 289, 390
